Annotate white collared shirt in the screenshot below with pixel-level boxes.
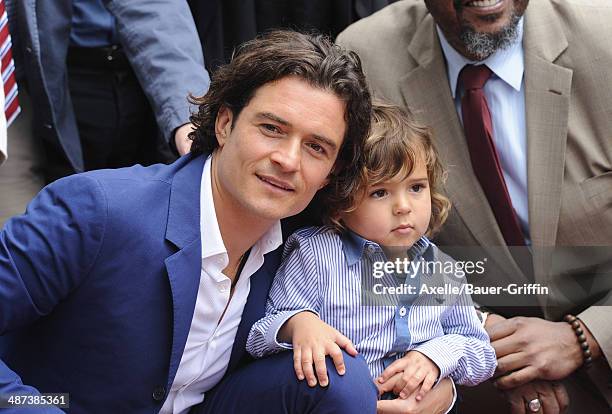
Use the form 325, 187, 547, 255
160, 155, 282, 414
437, 20, 530, 243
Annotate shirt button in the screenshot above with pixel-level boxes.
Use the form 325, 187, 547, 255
399, 306, 407, 317
366, 245, 376, 254
43, 123, 53, 130
219, 280, 230, 292
152, 386, 166, 402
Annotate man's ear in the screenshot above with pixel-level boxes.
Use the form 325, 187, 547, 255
215, 105, 234, 147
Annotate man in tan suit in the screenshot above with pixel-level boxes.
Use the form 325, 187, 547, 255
338, 0, 612, 413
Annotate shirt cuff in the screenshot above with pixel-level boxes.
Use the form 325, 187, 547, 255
578, 306, 612, 369
268, 309, 320, 350
413, 339, 459, 380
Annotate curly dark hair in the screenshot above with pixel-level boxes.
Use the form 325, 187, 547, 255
188, 29, 371, 181
325, 100, 451, 237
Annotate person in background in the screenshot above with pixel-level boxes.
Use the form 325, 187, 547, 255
0, 0, 44, 227
337, 0, 612, 413
0, 0, 207, 226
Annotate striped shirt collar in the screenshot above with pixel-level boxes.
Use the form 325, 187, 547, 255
340, 229, 432, 266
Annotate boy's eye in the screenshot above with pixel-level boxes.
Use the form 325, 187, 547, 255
370, 189, 388, 198
410, 184, 423, 193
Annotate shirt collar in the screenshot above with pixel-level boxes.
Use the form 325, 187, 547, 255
259, 220, 283, 256
199, 155, 283, 261
200, 155, 226, 260
436, 17, 525, 99
340, 229, 432, 266
341, 229, 371, 266
408, 237, 431, 261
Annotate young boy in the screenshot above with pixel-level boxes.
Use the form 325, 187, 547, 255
246, 102, 496, 407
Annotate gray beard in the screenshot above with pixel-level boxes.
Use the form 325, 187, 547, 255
459, 13, 521, 60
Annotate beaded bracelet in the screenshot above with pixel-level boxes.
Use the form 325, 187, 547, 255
563, 314, 593, 369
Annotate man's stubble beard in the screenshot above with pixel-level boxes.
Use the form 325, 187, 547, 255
459, 13, 521, 60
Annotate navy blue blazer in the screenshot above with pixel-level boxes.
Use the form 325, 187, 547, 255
0, 154, 282, 413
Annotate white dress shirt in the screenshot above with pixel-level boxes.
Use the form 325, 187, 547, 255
437, 20, 530, 243
160, 155, 282, 414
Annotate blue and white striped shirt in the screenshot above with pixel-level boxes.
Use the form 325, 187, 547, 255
247, 226, 496, 385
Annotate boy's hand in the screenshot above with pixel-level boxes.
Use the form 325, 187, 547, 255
376, 378, 455, 414
376, 350, 440, 400
280, 311, 357, 387
376, 389, 421, 414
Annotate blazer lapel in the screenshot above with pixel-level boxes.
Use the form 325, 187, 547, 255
523, 2, 571, 290
164, 155, 206, 389
399, 16, 523, 280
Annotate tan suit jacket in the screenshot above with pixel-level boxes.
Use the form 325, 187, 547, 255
338, 0, 612, 409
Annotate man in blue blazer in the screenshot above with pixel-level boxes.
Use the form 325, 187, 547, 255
0, 31, 375, 413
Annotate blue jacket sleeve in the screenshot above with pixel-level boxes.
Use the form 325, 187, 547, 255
104, 0, 210, 142
0, 175, 107, 410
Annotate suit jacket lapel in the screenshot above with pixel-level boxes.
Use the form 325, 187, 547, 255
164, 154, 205, 390
399, 16, 523, 280
162, 154, 283, 381
226, 246, 282, 373
523, 1, 571, 290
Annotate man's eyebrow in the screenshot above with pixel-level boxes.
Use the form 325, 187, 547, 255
312, 134, 338, 151
256, 112, 338, 151
256, 112, 289, 126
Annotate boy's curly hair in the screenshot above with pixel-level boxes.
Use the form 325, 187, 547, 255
323, 100, 451, 237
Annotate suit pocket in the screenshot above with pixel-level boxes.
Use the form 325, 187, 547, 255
579, 171, 612, 241
580, 171, 612, 209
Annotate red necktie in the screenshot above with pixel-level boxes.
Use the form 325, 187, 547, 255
459, 64, 525, 246
0, 0, 20, 126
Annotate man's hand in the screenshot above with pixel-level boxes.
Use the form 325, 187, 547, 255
279, 311, 357, 387
376, 351, 440, 400
487, 315, 594, 389
376, 377, 454, 414
174, 123, 195, 155
504, 380, 569, 414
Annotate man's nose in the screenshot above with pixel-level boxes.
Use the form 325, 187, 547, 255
270, 138, 301, 172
